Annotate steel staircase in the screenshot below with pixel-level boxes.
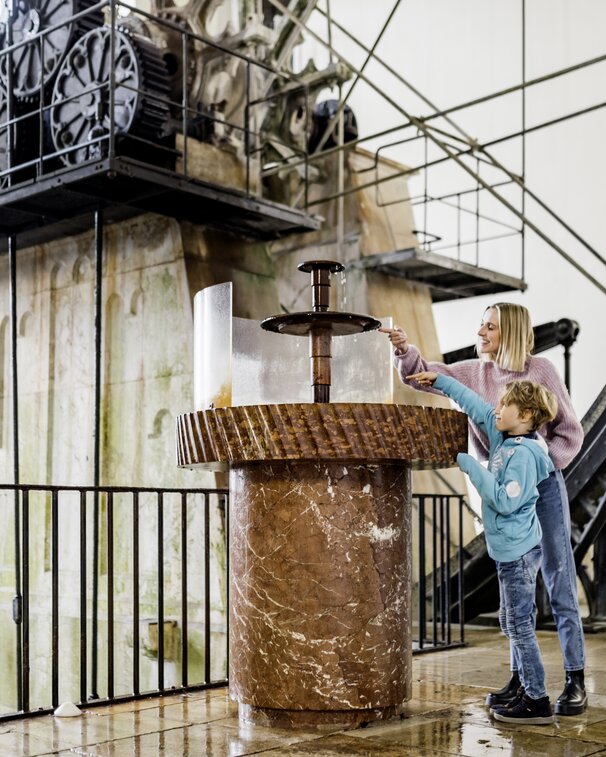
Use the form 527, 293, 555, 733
565, 383, 606, 620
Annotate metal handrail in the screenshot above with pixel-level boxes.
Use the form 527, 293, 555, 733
1, 483, 229, 720
0, 485, 466, 720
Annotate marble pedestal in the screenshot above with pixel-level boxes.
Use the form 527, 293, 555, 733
230, 460, 411, 727
176, 402, 466, 728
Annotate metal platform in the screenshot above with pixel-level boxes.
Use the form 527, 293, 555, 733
0, 157, 321, 251
348, 247, 526, 302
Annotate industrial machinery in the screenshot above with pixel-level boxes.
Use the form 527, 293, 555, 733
0, 0, 352, 200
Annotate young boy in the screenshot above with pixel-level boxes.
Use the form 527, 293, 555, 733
407, 370, 558, 725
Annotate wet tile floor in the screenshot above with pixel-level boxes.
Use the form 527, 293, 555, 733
2, 627, 606, 756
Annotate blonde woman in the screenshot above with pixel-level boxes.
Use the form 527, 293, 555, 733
380, 302, 586, 715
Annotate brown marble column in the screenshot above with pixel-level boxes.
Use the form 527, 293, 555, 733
229, 460, 411, 728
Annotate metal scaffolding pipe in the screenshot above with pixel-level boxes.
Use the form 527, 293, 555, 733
267, 0, 606, 294
311, 0, 403, 155
317, 4, 606, 133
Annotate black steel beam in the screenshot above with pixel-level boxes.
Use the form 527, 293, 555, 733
0, 158, 320, 249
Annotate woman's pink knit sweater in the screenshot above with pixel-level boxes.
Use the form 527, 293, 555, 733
394, 345, 584, 470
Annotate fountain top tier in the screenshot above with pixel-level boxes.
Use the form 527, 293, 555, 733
260, 260, 381, 337
260, 260, 382, 403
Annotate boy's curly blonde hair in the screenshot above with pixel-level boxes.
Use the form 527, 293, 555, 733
501, 380, 558, 431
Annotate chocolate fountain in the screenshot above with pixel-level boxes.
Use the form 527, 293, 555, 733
176, 261, 466, 729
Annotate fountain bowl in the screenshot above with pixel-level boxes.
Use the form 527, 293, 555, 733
261, 311, 381, 336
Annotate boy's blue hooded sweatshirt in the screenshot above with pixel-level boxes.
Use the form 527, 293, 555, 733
434, 374, 554, 563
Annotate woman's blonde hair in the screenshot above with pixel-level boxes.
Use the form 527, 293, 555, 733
478, 302, 534, 372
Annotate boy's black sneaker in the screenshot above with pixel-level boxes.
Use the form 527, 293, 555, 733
492, 694, 554, 725
490, 687, 525, 715
485, 672, 521, 707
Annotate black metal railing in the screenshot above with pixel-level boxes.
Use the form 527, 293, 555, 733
0, 485, 466, 721
413, 494, 466, 653
0, 484, 229, 722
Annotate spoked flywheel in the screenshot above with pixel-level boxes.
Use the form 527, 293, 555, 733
50, 26, 171, 166
5, 0, 102, 100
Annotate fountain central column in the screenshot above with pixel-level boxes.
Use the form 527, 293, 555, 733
310, 327, 332, 403
300, 259, 344, 403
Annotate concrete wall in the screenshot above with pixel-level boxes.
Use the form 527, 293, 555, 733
0, 213, 282, 709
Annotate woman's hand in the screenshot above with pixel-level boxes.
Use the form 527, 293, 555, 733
406, 371, 438, 386
379, 326, 409, 353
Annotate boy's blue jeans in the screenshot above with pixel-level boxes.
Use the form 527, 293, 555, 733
508, 470, 586, 674
497, 544, 547, 700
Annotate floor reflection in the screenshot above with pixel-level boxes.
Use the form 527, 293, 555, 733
2, 627, 606, 756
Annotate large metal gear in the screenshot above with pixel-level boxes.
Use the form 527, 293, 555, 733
3, 0, 103, 101
49, 26, 171, 166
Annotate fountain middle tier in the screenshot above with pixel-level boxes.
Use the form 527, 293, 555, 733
260, 310, 380, 336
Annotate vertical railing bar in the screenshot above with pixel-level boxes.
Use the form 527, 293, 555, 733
475, 156, 480, 266
181, 29, 188, 177
204, 493, 211, 684
21, 488, 29, 712
91, 208, 104, 700
181, 491, 188, 688
9, 235, 22, 712
436, 495, 442, 645
224, 492, 229, 680
440, 496, 446, 644
107, 491, 114, 699
5, 13, 14, 188
79, 489, 87, 705
458, 496, 465, 643
445, 496, 452, 646
423, 135, 428, 248
91, 488, 100, 700
133, 491, 140, 696
51, 489, 59, 709
418, 496, 426, 650
108, 0, 116, 159
157, 491, 164, 691
431, 496, 437, 648
245, 62, 250, 196
304, 83, 309, 209
456, 193, 461, 260
37, 35, 44, 177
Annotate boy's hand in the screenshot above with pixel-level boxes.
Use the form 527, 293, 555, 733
406, 371, 438, 386
378, 326, 409, 352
